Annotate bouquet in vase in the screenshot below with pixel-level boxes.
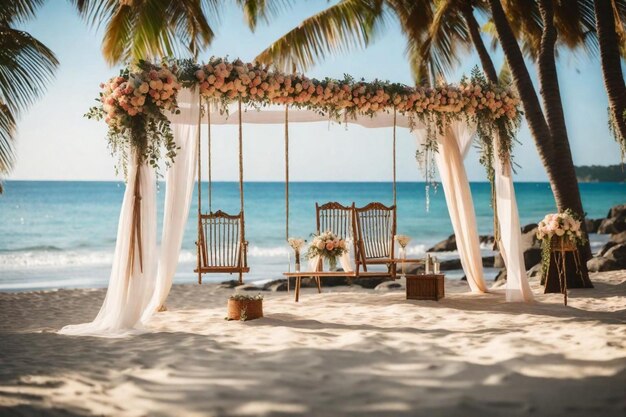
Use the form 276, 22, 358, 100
306, 231, 348, 271
288, 237, 306, 271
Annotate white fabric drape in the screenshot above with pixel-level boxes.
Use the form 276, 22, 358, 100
416, 121, 487, 293
60, 153, 158, 336
493, 134, 533, 302
142, 89, 201, 320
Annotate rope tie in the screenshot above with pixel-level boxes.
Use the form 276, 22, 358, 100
238, 99, 244, 215
285, 105, 289, 241
207, 100, 212, 213
393, 108, 397, 207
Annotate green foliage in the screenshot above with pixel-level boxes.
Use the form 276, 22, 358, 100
229, 293, 264, 301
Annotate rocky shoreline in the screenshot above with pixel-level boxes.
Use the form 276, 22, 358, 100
219, 203, 625, 293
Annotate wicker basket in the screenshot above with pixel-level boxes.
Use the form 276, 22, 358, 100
227, 299, 263, 321
406, 274, 445, 301
550, 237, 577, 252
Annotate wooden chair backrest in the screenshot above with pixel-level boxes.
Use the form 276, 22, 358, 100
199, 210, 246, 269
355, 202, 396, 260
315, 202, 357, 242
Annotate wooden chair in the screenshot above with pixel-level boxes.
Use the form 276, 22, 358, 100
195, 210, 249, 284
354, 202, 397, 278
307, 202, 359, 289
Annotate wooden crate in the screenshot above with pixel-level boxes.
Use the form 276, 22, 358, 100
406, 274, 445, 301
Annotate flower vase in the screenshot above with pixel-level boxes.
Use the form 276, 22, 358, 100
327, 256, 337, 272
400, 246, 407, 278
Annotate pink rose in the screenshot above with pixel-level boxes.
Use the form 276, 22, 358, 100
325, 242, 335, 251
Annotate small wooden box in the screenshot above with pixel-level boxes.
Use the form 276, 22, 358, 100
406, 274, 445, 301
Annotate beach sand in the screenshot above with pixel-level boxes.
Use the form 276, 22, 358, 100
0, 271, 625, 417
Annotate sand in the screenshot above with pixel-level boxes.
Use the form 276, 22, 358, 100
0, 271, 625, 417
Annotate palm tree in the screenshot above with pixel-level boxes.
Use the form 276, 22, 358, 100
0, 0, 59, 193
249, 0, 596, 259
487, 0, 594, 277
69, 0, 221, 65
594, 0, 626, 152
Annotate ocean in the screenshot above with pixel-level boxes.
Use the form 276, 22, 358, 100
1, 181, 623, 292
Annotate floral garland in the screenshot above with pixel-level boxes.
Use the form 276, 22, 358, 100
88, 58, 522, 182
86, 61, 182, 176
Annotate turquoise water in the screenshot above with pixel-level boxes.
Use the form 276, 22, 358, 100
0, 181, 623, 291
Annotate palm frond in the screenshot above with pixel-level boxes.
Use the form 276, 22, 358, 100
236, 0, 296, 31
0, 18, 58, 186
254, 0, 387, 72
0, 0, 46, 24
70, 0, 220, 65
420, 0, 470, 81
0, 28, 58, 116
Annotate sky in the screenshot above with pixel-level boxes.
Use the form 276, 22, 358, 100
9, 1, 625, 182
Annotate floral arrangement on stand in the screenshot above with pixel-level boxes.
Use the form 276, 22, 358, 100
536, 209, 586, 275
86, 60, 181, 176
306, 231, 348, 271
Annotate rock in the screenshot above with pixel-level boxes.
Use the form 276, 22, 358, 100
607, 203, 626, 219
235, 284, 265, 292
353, 277, 393, 289
482, 256, 495, 268
523, 248, 543, 270
604, 243, 626, 263
597, 216, 626, 234
375, 281, 403, 291
263, 279, 288, 292
611, 231, 626, 244
598, 241, 617, 257
302, 275, 351, 287
521, 223, 538, 234
217, 280, 239, 289
527, 263, 543, 279
587, 257, 620, 272
428, 234, 456, 252
400, 263, 424, 275
585, 218, 603, 234
428, 234, 494, 252
493, 253, 506, 268
520, 224, 541, 250
494, 269, 507, 281
440, 258, 462, 271
491, 278, 507, 288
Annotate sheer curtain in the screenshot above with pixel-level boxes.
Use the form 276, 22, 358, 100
414, 121, 487, 293
142, 89, 201, 320
60, 89, 201, 336
60, 152, 158, 336
493, 134, 533, 302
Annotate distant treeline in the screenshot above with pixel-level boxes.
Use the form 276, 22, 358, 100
575, 165, 626, 182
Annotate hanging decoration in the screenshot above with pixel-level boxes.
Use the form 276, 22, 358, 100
86, 61, 181, 176
87, 58, 522, 185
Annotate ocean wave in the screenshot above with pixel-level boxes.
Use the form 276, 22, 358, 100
0, 243, 430, 268
0, 245, 64, 253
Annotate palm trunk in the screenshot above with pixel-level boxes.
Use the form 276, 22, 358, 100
536, 0, 592, 265
487, 0, 593, 283
462, 1, 498, 83
594, 0, 626, 147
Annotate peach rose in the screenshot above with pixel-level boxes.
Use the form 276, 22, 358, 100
325, 242, 335, 251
